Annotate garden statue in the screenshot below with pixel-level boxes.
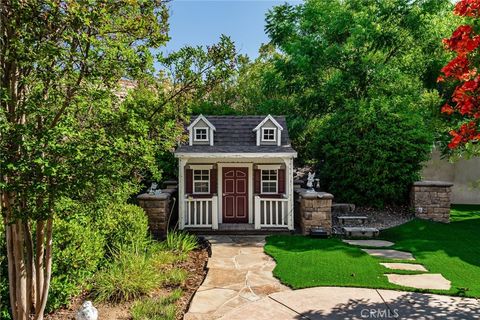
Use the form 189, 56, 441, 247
147, 182, 158, 194
315, 178, 320, 190
147, 182, 162, 195
76, 301, 98, 320
306, 172, 316, 192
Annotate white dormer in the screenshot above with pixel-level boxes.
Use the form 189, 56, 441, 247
252, 115, 283, 147
187, 115, 216, 146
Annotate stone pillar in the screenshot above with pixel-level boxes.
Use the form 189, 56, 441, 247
295, 189, 334, 235
137, 188, 177, 238
410, 181, 453, 223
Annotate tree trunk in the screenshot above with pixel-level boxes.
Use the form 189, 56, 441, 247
3, 188, 54, 320
24, 221, 36, 314
35, 218, 53, 320
12, 222, 27, 320
35, 220, 45, 314
5, 222, 18, 320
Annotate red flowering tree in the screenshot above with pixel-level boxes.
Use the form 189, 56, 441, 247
439, 0, 480, 154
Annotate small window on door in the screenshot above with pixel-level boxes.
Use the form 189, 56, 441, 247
193, 170, 210, 194
261, 169, 277, 194
262, 128, 276, 141
194, 128, 208, 141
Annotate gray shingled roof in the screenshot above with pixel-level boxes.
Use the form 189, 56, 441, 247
175, 115, 297, 154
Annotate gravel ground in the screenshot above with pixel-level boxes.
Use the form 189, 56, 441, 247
332, 205, 415, 234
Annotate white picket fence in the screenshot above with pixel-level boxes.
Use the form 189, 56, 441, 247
184, 196, 218, 228
254, 196, 289, 229
183, 196, 290, 230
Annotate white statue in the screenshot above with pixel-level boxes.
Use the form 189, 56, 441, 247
76, 301, 98, 320
147, 182, 158, 194
307, 172, 316, 191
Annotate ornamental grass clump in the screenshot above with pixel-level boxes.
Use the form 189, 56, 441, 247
92, 241, 162, 303
131, 289, 182, 320
163, 231, 198, 253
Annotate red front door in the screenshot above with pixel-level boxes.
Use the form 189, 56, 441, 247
222, 167, 248, 223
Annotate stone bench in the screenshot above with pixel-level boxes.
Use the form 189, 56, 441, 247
343, 227, 379, 238
337, 216, 367, 225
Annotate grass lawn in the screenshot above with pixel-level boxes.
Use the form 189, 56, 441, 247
265, 205, 480, 298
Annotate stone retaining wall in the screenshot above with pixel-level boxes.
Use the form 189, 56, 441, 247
137, 187, 177, 238
295, 189, 333, 235
410, 181, 453, 223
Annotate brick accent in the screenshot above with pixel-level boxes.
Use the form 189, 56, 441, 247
137, 188, 177, 238
410, 181, 453, 223
295, 189, 334, 235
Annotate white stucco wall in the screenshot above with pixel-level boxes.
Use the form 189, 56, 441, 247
421, 149, 480, 204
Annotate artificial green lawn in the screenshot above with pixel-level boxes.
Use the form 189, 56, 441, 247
264, 205, 480, 298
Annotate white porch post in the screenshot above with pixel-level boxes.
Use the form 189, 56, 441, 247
212, 195, 219, 230
283, 157, 295, 230
254, 196, 261, 229
178, 158, 186, 230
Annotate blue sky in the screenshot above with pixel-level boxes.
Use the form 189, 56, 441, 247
159, 0, 302, 60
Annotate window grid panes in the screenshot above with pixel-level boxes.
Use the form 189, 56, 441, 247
261, 169, 277, 193
193, 170, 210, 193
195, 128, 208, 141
262, 128, 276, 141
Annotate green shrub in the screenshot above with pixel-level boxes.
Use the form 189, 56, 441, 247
92, 241, 162, 303
131, 289, 182, 320
49, 214, 105, 312
96, 203, 149, 254
47, 199, 149, 310
314, 103, 433, 207
162, 231, 198, 253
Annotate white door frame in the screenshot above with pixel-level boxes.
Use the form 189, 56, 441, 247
217, 162, 254, 224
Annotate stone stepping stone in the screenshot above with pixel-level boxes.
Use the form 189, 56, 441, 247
343, 239, 394, 247
386, 273, 451, 290
362, 249, 414, 260
380, 263, 428, 272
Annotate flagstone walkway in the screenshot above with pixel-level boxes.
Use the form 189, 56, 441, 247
185, 236, 479, 320
342, 239, 451, 290
184, 235, 290, 320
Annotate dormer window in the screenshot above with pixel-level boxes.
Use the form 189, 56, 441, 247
187, 115, 216, 146
194, 128, 208, 142
253, 115, 284, 147
262, 128, 276, 142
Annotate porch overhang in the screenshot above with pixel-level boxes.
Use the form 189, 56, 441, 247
174, 152, 297, 159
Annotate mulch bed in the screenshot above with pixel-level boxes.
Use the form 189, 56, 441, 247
45, 240, 210, 320
175, 238, 209, 320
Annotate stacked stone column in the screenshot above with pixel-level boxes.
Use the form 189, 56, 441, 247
137, 187, 177, 238
295, 189, 333, 235
410, 181, 453, 223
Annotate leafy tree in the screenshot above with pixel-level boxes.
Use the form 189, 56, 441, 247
155, 35, 238, 117
0, 1, 169, 319
438, 0, 480, 157
263, 0, 455, 160
316, 102, 434, 207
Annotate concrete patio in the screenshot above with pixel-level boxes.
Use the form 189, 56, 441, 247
184, 236, 480, 320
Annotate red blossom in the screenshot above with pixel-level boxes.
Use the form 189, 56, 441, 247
440, 1, 480, 149
441, 104, 455, 115
448, 121, 480, 148
451, 77, 480, 116
443, 25, 480, 54
454, 0, 480, 17
439, 56, 473, 81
